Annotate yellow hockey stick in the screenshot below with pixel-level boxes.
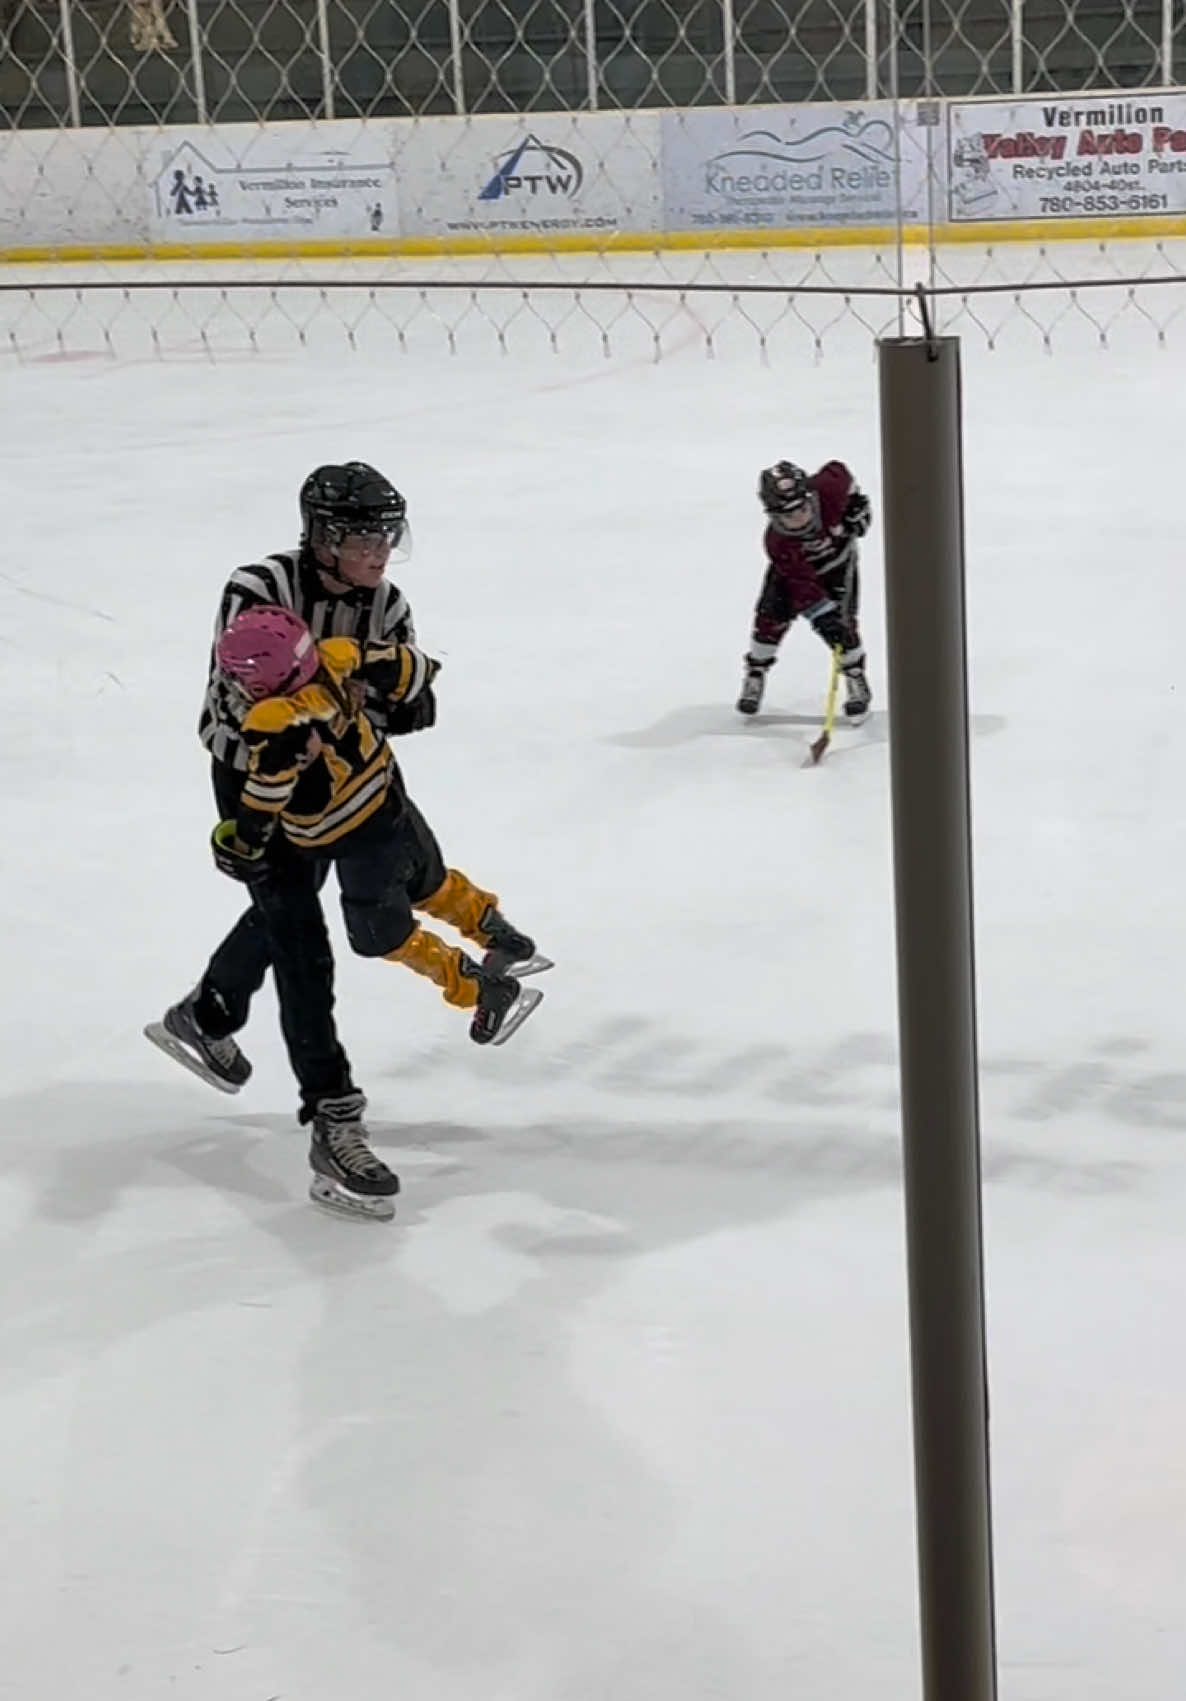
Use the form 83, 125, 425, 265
808, 647, 841, 765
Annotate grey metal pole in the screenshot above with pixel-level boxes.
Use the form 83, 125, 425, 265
314, 0, 335, 120
864, 0, 878, 99
878, 333, 998, 1701
720, 0, 736, 104
185, 0, 207, 123
583, 0, 599, 110
447, 0, 465, 115
57, 0, 82, 128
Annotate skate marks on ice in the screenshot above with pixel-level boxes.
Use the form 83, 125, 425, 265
605, 701, 1007, 756
0, 1116, 768, 1697
273, 1209, 780, 1699
0, 1068, 1171, 1699
400, 1113, 1137, 1203
394, 1019, 1186, 1127
389, 1020, 1186, 1192
0, 1082, 302, 1228
0, 1093, 880, 1699
0, 1027, 1159, 1405
0, 1039, 1142, 1395
1, 1019, 1175, 1236
0, 1022, 1173, 1359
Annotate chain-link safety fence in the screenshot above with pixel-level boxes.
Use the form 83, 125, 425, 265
2, 0, 1180, 126
5, 241, 1186, 360
3, 0, 1186, 358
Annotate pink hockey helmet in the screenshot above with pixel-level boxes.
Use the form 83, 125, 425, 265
216, 605, 320, 700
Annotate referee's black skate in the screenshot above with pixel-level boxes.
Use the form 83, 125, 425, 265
143, 990, 252, 1093
308, 1092, 400, 1222
477, 905, 553, 978
470, 964, 543, 1047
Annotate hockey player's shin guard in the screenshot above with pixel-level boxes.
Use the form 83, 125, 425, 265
418, 870, 497, 939
386, 924, 481, 1007
418, 871, 551, 976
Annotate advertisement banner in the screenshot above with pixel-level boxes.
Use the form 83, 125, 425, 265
948, 93, 1186, 221
146, 123, 400, 242
0, 127, 152, 247
397, 114, 661, 239
660, 103, 929, 231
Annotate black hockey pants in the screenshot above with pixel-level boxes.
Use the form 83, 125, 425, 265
330, 795, 448, 959
195, 760, 356, 1121
752, 555, 862, 654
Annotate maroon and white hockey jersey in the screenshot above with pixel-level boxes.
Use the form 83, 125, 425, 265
761, 460, 867, 615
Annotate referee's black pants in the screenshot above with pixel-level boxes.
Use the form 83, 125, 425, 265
194, 760, 356, 1122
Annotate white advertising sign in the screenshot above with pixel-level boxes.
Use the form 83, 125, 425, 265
948, 93, 1186, 221
0, 127, 151, 246
146, 123, 400, 242
396, 113, 661, 239
661, 103, 929, 231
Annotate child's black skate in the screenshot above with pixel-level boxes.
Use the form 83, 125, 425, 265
843, 665, 872, 724
144, 990, 252, 1093
469, 966, 543, 1047
308, 1092, 400, 1222
478, 905, 553, 978
736, 658, 772, 716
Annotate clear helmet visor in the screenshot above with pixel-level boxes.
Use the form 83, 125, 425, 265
769, 497, 819, 538
314, 515, 412, 568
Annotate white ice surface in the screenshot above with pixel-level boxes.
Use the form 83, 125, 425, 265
1, 253, 1185, 1698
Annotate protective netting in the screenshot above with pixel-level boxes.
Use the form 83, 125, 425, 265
4, 240, 1186, 360
1, 0, 1178, 128
4, 0, 1186, 359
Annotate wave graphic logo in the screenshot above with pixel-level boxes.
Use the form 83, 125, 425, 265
704, 112, 895, 199
478, 135, 584, 201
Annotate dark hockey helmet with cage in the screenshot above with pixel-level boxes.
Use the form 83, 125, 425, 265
759, 460, 820, 538
758, 461, 811, 514
299, 461, 408, 558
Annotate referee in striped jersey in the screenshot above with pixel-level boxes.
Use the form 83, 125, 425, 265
146, 462, 433, 1135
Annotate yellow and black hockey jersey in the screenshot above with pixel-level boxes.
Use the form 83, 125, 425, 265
233, 636, 433, 855
199, 548, 420, 771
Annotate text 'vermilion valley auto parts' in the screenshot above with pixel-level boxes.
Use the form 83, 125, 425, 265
948, 94, 1186, 221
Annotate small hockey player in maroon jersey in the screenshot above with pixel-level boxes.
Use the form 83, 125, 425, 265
737, 460, 873, 721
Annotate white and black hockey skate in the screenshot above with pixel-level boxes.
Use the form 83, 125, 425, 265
308, 1092, 400, 1222
736, 662, 770, 717
477, 906, 553, 979
143, 991, 252, 1093
469, 962, 543, 1047
843, 665, 872, 726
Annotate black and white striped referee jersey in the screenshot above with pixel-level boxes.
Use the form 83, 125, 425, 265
198, 548, 419, 770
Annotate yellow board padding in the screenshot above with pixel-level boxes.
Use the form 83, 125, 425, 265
4, 215, 1186, 267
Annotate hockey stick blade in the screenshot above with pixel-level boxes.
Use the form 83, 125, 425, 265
806, 731, 831, 765
807, 648, 841, 767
